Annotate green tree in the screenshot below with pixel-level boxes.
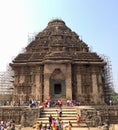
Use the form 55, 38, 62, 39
111, 92, 118, 103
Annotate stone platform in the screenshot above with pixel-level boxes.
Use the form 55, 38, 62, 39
0, 105, 118, 128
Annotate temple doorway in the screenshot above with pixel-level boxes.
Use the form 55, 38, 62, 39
54, 83, 62, 95
49, 68, 66, 99
50, 79, 66, 99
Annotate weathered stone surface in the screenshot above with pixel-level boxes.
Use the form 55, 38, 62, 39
0, 106, 43, 126
10, 19, 106, 104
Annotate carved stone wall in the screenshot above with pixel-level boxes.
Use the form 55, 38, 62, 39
0, 106, 43, 126
43, 63, 72, 101
71, 64, 104, 104
10, 19, 106, 104
12, 65, 44, 103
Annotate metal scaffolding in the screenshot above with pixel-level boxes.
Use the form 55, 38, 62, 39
0, 66, 14, 95
100, 54, 114, 103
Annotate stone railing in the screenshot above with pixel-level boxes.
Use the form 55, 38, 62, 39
0, 106, 43, 127
76, 105, 118, 127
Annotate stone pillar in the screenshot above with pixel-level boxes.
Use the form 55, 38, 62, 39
98, 74, 103, 93
66, 64, 72, 99
44, 64, 50, 100
34, 66, 42, 100
35, 73, 40, 99
92, 73, 99, 104
77, 74, 82, 98
98, 74, 104, 103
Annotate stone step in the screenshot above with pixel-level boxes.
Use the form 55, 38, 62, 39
38, 119, 77, 123
39, 116, 77, 120
42, 107, 77, 112
38, 106, 80, 127
40, 107, 77, 117
44, 106, 76, 108
40, 111, 77, 117
40, 114, 77, 118
41, 108, 77, 111
37, 119, 87, 127
41, 111, 77, 114
45, 105, 76, 107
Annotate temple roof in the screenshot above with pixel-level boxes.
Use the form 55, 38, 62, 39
12, 19, 104, 64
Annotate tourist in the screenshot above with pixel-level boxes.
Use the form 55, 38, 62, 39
0, 121, 4, 130
47, 126, 51, 130
51, 118, 56, 130
11, 120, 15, 130
66, 99, 70, 106
52, 100, 57, 107
39, 122, 43, 129
32, 99, 37, 107
49, 114, 52, 127
69, 100, 73, 107
4, 120, 7, 129
46, 98, 50, 108
0, 124, 4, 130
63, 123, 68, 130
72, 100, 75, 106
55, 100, 59, 107
42, 101, 47, 108
36, 122, 40, 130
109, 100, 112, 105
76, 114, 81, 126
29, 99, 32, 108
55, 110, 59, 120
59, 107, 62, 117
6, 121, 11, 130
40, 126, 43, 130
68, 121, 72, 130
58, 100, 62, 107
47, 102, 50, 108
11, 124, 15, 130
105, 117, 110, 129
43, 123, 47, 130
7, 123, 11, 130
57, 121, 61, 130
37, 99, 41, 107
60, 120, 65, 130
33, 122, 39, 129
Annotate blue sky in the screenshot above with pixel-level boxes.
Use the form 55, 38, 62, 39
0, 0, 118, 92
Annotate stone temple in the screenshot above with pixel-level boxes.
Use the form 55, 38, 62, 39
10, 19, 106, 105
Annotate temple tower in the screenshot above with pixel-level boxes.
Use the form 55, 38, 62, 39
10, 19, 106, 104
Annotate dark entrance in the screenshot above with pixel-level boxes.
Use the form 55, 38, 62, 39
50, 79, 66, 98
54, 84, 62, 94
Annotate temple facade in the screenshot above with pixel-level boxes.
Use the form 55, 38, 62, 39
10, 19, 106, 104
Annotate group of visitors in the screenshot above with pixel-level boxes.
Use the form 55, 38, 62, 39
41, 98, 81, 109
32, 98, 81, 129
33, 120, 72, 130
0, 97, 81, 108
41, 98, 62, 108
33, 106, 73, 130
28, 97, 81, 109
0, 120, 15, 130
0, 100, 11, 106
29, 99, 40, 108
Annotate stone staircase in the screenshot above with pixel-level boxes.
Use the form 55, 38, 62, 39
37, 106, 86, 128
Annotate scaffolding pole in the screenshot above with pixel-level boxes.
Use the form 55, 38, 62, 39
0, 66, 14, 95
100, 54, 114, 103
